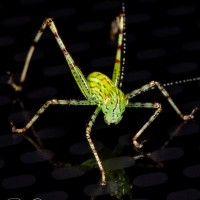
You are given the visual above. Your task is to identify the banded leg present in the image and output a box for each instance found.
[126,81,198,121]
[11,99,95,134]
[127,102,162,149]
[7,19,46,91]
[111,3,126,88]
[85,107,106,185]
[8,18,91,100]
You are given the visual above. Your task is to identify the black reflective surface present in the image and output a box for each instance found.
[0,0,200,199]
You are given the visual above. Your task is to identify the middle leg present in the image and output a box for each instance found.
[85,107,106,185]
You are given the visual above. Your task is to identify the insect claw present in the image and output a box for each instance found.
[183,107,199,121]
[133,140,143,150]
[10,122,21,134]
[6,71,22,91]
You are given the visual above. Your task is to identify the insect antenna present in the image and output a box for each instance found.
[119,1,126,89]
[162,76,200,87]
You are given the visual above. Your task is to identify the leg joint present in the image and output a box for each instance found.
[45,18,53,26]
[150,80,161,87]
[46,99,58,106]
[154,102,162,110]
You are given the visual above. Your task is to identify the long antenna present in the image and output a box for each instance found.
[163,77,200,87]
[119,1,126,89]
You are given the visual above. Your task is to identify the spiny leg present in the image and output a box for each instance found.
[85,107,106,185]
[111,3,126,88]
[126,80,198,121]
[8,18,91,100]
[127,102,162,149]
[15,99,70,167]
[7,20,48,91]
[11,99,106,184]
[11,99,95,134]
[45,18,90,98]
[16,98,43,147]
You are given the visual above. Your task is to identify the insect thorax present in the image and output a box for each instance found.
[87,72,128,125]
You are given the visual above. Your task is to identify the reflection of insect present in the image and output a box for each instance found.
[10,3,198,186]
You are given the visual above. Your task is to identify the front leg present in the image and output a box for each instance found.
[85,107,106,186]
[126,81,198,122]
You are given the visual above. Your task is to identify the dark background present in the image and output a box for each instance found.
[0,0,200,199]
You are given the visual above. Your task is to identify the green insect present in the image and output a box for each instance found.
[9,3,197,186]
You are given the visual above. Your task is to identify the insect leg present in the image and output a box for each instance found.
[8,18,91,99]
[85,107,106,185]
[11,99,95,133]
[45,18,90,99]
[111,4,126,88]
[7,19,49,91]
[127,102,162,149]
[126,81,198,122]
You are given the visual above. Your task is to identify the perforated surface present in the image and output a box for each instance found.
[0,0,200,199]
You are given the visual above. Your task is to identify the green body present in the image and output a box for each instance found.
[87,72,128,125]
